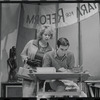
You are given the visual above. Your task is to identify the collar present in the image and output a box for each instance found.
[46,43,52,51]
[32,39,52,51]
[32,39,39,47]
[54,50,67,61]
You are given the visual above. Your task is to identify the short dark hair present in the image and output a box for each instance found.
[57,37,70,48]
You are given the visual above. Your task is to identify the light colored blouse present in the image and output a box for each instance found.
[21,39,53,68]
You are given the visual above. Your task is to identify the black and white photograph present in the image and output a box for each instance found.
[0,1,100,100]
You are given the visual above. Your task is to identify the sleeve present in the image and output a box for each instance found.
[68,53,75,69]
[20,40,32,62]
[42,53,51,67]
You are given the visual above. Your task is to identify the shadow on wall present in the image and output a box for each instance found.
[1,13,18,82]
[1,47,9,82]
[1,29,16,82]
[1,4,21,82]
[1,4,19,40]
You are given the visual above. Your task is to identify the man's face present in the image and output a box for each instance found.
[57,45,69,57]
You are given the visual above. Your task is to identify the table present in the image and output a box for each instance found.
[17,68,90,99]
[30,72,90,99]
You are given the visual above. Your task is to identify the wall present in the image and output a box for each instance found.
[58,23,78,67]
[81,13,100,76]
[59,12,100,76]
[0,3,21,97]
[58,3,100,76]
[1,3,21,82]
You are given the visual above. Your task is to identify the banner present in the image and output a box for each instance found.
[23,4,39,28]
[39,4,56,28]
[78,3,98,20]
[59,3,77,28]
[23,3,98,29]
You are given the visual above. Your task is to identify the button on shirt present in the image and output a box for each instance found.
[43,50,75,72]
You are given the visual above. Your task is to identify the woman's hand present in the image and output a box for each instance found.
[24,57,28,64]
[26,59,42,67]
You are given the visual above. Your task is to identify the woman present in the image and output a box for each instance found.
[21,26,54,97]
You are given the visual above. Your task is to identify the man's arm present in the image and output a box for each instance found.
[68,53,75,70]
[42,53,51,67]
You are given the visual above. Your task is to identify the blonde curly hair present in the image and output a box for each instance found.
[37,25,54,40]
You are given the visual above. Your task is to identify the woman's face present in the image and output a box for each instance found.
[42,30,51,42]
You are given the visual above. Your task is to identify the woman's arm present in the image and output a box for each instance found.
[42,53,51,67]
[20,40,32,63]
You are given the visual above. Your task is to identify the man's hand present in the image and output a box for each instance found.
[58,68,72,73]
[58,68,67,72]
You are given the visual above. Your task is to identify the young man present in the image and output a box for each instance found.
[43,37,74,72]
[43,37,87,97]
